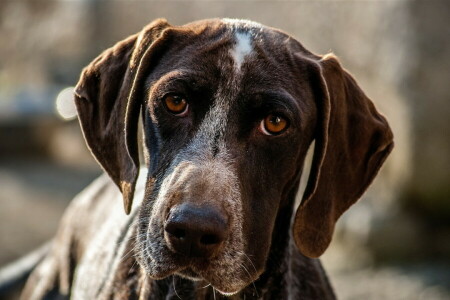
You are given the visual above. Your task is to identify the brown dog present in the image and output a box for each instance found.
[21,18,393,299]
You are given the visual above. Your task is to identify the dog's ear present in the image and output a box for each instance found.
[74,19,171,214]
[293,54,394,258]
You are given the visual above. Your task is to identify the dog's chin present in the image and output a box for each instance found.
[199,275,246,296]
[177,268,244,296]
[142,260,248,296]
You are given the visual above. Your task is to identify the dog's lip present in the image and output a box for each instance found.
[145,249,210,278]
[176,267,243,295]
[175,267,202,280]
[144,243,249,294]
[145,257,247,295]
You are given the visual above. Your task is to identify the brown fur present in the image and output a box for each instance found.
[22,18,393,299]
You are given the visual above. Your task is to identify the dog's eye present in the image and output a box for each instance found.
[260,114,289,135]
[163,95,188,116]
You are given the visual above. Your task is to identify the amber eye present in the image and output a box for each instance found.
[260,114,289,135]
[163,95,188,115]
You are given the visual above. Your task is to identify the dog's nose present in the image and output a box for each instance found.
[164,203,228,258]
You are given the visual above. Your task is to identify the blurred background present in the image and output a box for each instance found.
[0,0,449,299]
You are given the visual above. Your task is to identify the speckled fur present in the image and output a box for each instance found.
[21,17,393,300]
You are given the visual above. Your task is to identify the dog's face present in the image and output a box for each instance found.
[137,19,316,294]
[74,19,393,295]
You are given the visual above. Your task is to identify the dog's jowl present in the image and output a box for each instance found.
[21,18,394,300]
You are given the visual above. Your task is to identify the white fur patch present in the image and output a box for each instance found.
[222,18,263,30]
[223,18,264,74]
[229,32,253,71]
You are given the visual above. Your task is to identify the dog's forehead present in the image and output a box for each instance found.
[179,19,284,59]
[168,18,300,91]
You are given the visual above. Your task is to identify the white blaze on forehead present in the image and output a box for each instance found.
[223,18,263,72]
[222,18,263,29]
[229,32,253,71]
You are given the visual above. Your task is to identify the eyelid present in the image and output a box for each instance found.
[252,90,299,120]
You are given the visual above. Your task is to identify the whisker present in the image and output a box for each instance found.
[118,247,136,264]
[173,276,182,299]
[239,262,259,298]
[128,259,139,275]
[242,252,258,275]
[116,229,147,247]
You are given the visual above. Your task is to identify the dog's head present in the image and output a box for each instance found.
[74,19,393,295]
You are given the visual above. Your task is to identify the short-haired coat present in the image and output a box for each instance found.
[22,18,393,300]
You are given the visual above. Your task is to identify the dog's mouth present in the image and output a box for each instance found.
[136,208,257,295]
[138,236,254,296]
[176,265,246,295]
[176,267,202,280]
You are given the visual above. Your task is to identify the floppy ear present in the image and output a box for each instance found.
[293,54,394,258]
[74,19,171,214]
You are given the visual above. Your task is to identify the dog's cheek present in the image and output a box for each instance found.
[240,196,278,274]
[250,216,277,271]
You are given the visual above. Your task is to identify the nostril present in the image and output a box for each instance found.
[165,224,186,240]
[200,234,220,245]
[172,228,185,240]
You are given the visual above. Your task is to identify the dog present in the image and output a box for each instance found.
[20,18,393,299]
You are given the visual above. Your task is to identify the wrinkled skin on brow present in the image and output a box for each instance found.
[136,20,318,295]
